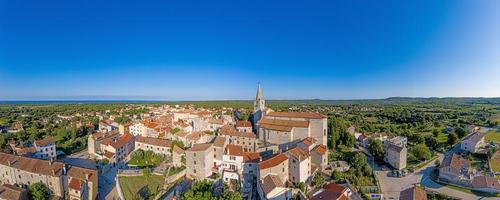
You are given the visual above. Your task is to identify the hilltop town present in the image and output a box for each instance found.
[0,85,499,200]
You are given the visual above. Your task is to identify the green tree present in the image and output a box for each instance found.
[455,127,466,138]
[311,174,325,188]
[143,167,151,181]
[183,180,216,200]
[432,129,440,137]
[447,133,458,146]
[411,143,432,161]
[220,191,243,200]
[368,139,385,160]
[29,182,50,200]
[330,169,342,182]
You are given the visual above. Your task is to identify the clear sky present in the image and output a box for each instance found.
[1,0,499,100]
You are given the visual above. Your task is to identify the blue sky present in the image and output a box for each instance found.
[1,0,499,100]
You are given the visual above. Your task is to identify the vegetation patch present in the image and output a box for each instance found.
[485,130,500,143]
[128,149,164,168]
[118,174,165,200]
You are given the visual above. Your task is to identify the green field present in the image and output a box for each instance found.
[118,175,165,200]
[485,130,500,143]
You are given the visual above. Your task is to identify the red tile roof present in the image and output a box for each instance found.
[135,136,171,147]
[0,184,28,200]
[313,144,327,155]
[213,136,227,148]
[400,186,427,200]
[110,134,135,149]
[267,112,327,119]
[243,152,261,163]
[260,118,309,132]
[236,121,252,127]
[173,145,184,154]
[287,147,310,161]
[187,143,212,152]
[472,176,500,190]
[0,152,64,177]
[310,183,349,200]
[259,153,288,170]
[261,174,284,195]
[34,137,55,147]
[301,137,316,147]
[225,144,244,156]
[103,151,114,159]
[68,178,82,190]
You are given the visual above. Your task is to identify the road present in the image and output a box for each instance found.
[375,153,443,200]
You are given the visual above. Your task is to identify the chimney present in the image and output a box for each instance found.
[52,169,56,176]
[7,160,11,166]
[85,173,90,180]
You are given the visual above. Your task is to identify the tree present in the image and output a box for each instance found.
[411,144,432,161]
[424,135,439,150]
[143,167,151,181]
[220,191,243,200]
[183,180,216,200]
[311,174,325,188]
[297,182,306,193]
[432,129,440,137]
[455,127,466,138]
[331,169,342,182]
[447,133,458,146]
[368,139,385,160]
[29,182,50,200]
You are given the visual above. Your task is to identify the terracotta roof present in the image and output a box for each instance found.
[261,174,284,195]
[267,111,327,119]
[110,134,135,149]
[136,136,171,147]
[287,147,310,161]
[213,136,227,148]
[301,137,316,147]
[34,137,55,147]
[219,128,256,139]
[225,144,244,156]
[243,152,261,162]
[103,151,115,159]
[313,144,327,155]
[0,184,28,200]
[400,186,427,200]
[68,178,82,190]
[0,152,64,177]
[175,131,189,137]
[187,143,212,152]
[219,124,237,135]
[173,145,184,154]
[472,176,500,190]
[91,130,119,140]
[260,118,309,132]
[15,147,36,155]
[186,131,206,141]
[66,165,98,184]
[143,121,159,129]
[207,118,224,125]
[236,121,252,127]
[311,183,349,200]
[441,153,470,171]
[259,153,288,170]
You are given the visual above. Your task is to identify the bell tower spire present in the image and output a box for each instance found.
[253,82,265,134]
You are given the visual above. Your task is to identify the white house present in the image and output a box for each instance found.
[460,132,486,153]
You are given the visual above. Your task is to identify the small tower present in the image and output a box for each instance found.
[253,82,265,134]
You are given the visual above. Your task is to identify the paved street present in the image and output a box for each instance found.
[375,154,443,199]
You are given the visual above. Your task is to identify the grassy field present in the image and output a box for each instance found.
[436,132,448,143]
[485,130,500,143]
[118,175,164,200]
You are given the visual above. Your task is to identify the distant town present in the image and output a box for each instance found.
[0,85,499,200]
